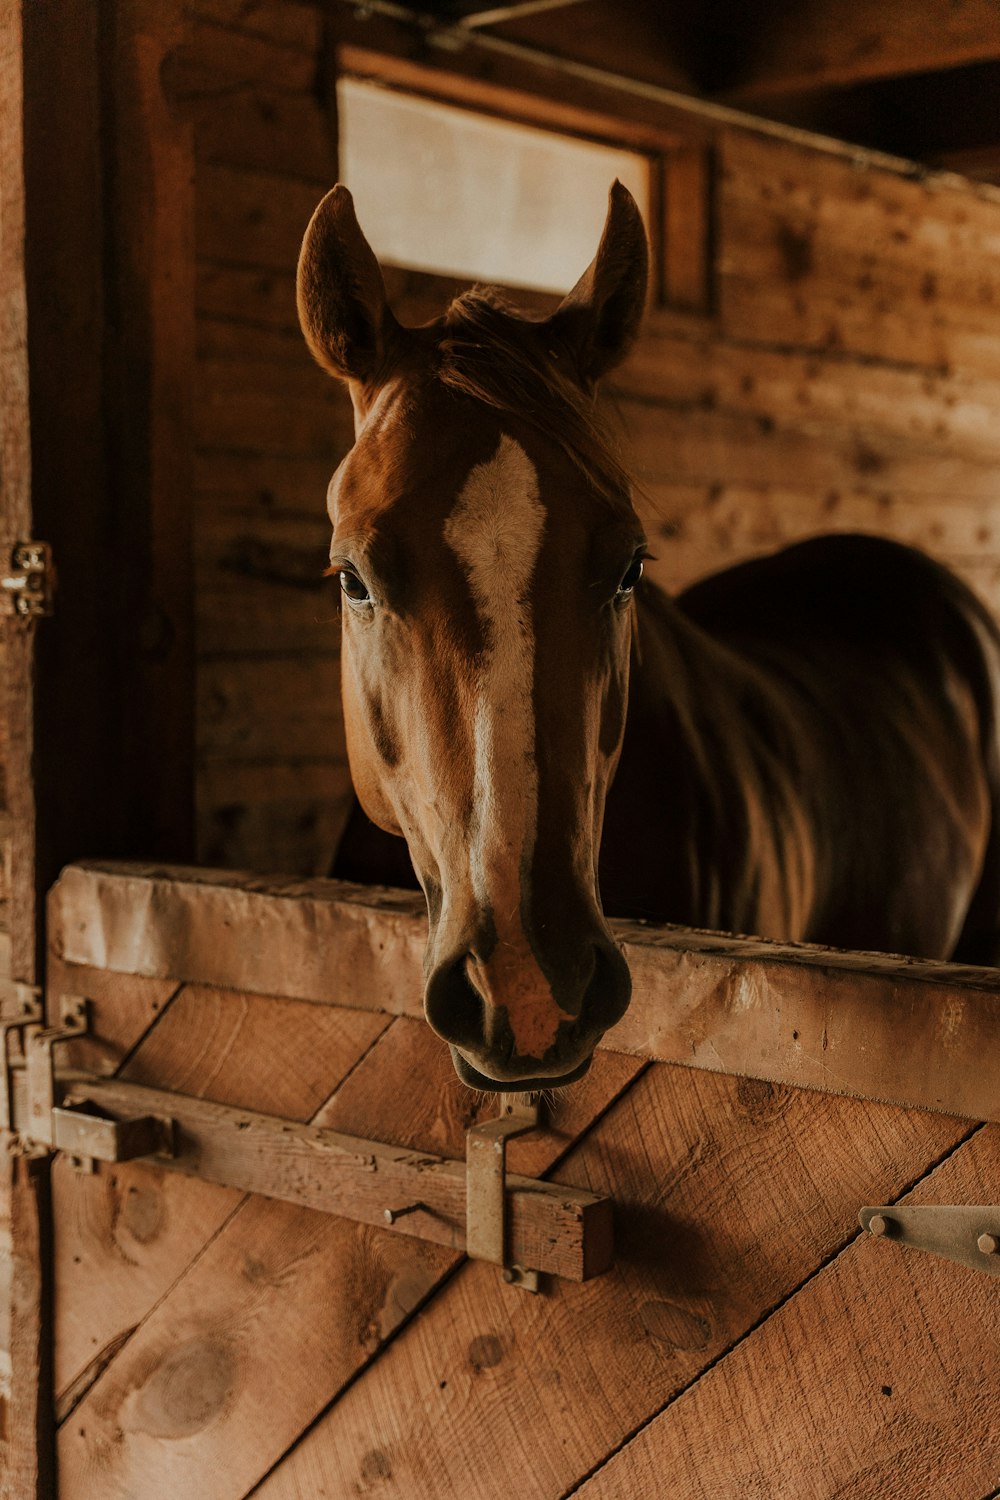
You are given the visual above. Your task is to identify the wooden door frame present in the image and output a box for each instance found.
[2,2,196,1493]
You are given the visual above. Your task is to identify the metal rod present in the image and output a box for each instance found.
[458,0,590,32]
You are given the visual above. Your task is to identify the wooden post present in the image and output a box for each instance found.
[0,1151,53,1500]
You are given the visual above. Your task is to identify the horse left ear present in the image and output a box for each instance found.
[297,184,400,386]
[549,180,649,387]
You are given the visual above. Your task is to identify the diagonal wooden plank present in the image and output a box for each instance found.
[249,1064,971,1500]
[572,1127,1000,1500]
[55,1020,643,1500]
[53,987,388,1409]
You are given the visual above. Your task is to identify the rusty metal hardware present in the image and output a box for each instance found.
[22,995,175,1170]
[860,1204,1000,1277]
[1,541,55,618]
[466,1094,543,1292]
[0,986,43,1131]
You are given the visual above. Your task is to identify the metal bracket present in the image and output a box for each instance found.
[860,1204,1000,1277]
[466,1094,544,1292]
[0,985,43,1132]
[1,540,55,618]
[22,995,175,1169]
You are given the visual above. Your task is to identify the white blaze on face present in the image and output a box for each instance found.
[444,434,570,1058]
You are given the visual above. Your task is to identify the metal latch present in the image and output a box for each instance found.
[22,995,174,1169]
[2,541,55,618]
[860,1204,1000,1277]
[1,985,43,1132]
[466,1094,543,1292]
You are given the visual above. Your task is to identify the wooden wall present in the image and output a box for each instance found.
[174,0,352,877]
[174,2,1000,877]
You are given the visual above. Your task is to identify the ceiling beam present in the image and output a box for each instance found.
[715,0,1000,101]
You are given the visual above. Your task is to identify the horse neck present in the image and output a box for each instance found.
[622,584,819,940]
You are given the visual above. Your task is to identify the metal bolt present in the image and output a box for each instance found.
[977,1232,999,1256]
[868,1214,891,1238]
[502,1268,516,1283]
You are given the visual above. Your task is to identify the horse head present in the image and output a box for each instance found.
[298,182,648,1089]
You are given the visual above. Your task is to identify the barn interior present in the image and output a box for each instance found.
[5,4,1000,1496]
[7,0,1000,941]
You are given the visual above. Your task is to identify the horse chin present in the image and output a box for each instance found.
[450,1046,593,1093]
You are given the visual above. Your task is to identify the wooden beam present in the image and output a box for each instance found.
[28,1076,612,1283]
[48,862,1000,1124]
[0,1149,53,1500]
[718,0,1000,102]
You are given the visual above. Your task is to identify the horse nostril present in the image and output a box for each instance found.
[586,939,632,1034]
[424,955,484,1051]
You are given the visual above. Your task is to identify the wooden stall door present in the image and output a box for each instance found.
[40,863,1000,1500]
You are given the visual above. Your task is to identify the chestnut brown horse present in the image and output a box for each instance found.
[298,181,1000,1090]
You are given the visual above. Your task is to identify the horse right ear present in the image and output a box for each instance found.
[297,185,400,385]
[549,180,649,388]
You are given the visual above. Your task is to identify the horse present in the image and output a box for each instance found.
[297,180,1000,1091]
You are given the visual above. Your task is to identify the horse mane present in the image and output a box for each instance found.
[434,288,634,505]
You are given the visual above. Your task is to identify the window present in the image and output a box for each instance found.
[337,77,651,294]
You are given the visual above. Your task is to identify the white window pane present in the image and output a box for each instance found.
[338,78,650,294]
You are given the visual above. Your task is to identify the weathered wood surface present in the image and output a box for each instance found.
[49,861,1000,1123]
[0,1150,52,1500]
[49,971,389,1412]
[573,1124,1000,1499]
[54,984,640,1499]
[251,1066,971,1499]
[718,0,1000,100]
[47,1074,612,1281]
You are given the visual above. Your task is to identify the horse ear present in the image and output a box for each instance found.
[297,185,400,385]
[549,180,649,386]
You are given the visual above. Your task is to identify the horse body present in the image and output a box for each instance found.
[299,181,1000,1089]
[601,536,1000,962]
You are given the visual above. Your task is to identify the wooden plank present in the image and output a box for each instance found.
[573,1124,1000,1498]
[165,15,320,97]
[721,0,1000,100]
[55,1016,642,1500]
[51,984,387,1415]
[250,1063,969,1499]
[44,1075,611,1282]
[0,1151,53,1500]
[196,654,343,761]
[194,353,353,457]
[189,84,334,183]
[718,131,1000,375]
[195,759,353,876]
[117,984,388,1115]
[194,450,336,516]
[635,481,1000,612]
[196,163,331,271]
[187,0,321,54]
[0,0,35,996]
[48,862,1000,1123]
[615,393,1000,502]
[195,507,338,654]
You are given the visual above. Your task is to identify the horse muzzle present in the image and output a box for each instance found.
[424,932,632,1089]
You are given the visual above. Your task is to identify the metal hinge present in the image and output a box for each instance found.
[860,1204,1000,1277]
[1,540,55,618]
[16,994,174,1170]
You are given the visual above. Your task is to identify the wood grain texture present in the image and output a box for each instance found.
[720,0,1000,99]
[0,1151,53,1500]
[54,1014,640,1500]
[574,1125,1000,1499]
[50,1075,611,1281]
[51,985,385,1422]
[252,1063,968,1500]
[49,862,1000,1122]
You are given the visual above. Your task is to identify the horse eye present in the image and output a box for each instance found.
[616,557,644,598]
[338,569,372,605]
